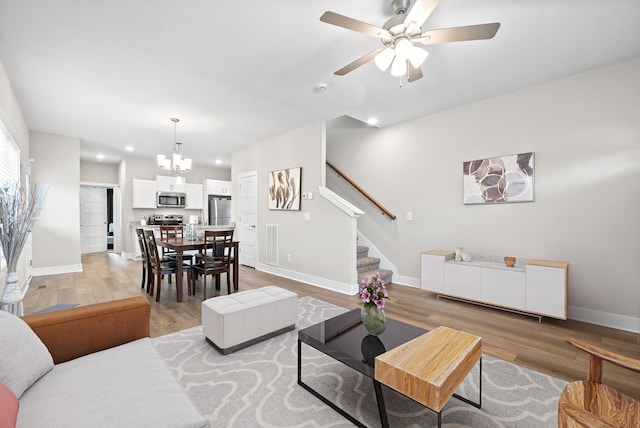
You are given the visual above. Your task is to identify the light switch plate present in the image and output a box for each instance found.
[307,192,314,200]
[304,212,310,220]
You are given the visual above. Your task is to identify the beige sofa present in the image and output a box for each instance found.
[0,297,208,428]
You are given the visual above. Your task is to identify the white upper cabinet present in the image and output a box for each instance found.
[185,183,204,210]
[205,179,232,196]
[156,175,186,193]
[132,179,156,208]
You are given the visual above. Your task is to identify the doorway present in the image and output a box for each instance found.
[238,171,258,267]
[80,185,116,254]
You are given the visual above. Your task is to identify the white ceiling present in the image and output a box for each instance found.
[1,0,639,168]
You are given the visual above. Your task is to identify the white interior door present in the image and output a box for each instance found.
[80,186,107,254]
[238,172,258,267]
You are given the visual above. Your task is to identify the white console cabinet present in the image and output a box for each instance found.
[420,250,568,320]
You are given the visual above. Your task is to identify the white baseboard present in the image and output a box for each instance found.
[32,264,83,277]
[391,275,420,288]
[568,305,640,334]
[257,263,358,295]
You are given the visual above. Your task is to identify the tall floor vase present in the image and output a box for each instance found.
[1,271,24,316]
[1,272,21,302]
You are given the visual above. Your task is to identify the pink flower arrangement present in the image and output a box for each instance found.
[359,273,389,309]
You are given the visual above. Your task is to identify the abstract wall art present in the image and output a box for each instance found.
[268,167,301,210]
[463,152,534,204]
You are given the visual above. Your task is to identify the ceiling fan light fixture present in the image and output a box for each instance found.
[408,46,428,68]
[390,57,407,77]
[374,47,395,71]
[394,38,413,61]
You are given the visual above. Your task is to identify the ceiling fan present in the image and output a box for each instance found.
[320,0,500,82]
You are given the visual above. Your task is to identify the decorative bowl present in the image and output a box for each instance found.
[504,256,516,267]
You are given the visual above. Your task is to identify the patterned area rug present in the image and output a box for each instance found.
[152,297,566,427]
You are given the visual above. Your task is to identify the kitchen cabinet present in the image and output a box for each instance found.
[205,179,231,196]
[132,179,156,209]
[156,175,186,193]
[420,251,568,320]
[185,183,204,210]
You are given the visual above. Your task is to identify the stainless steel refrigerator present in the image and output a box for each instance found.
[208,195,232,225]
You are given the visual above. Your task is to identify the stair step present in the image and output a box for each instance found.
[356,246,369,259]
[358,269,393,286]
[357,256,380,273]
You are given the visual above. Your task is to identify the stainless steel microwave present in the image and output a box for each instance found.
[156,191,186,208]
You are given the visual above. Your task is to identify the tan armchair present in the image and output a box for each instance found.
[558,337,640,427]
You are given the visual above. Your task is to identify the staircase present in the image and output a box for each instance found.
[357,245,393,286]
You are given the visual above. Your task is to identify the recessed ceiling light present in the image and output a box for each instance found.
[367,117,379,126]
[125,146,134,152]
[96,154,105,161]
[215,159,222,165]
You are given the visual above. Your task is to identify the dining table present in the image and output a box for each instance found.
[157,237,239,302]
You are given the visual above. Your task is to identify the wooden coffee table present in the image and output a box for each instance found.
[375,326,482,427]
[298,310,482,427]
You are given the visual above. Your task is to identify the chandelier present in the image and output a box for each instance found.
[157,118,192,173]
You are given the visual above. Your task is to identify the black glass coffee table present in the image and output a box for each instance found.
[297,309,427,427]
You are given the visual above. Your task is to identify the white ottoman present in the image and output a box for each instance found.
[201,286,298,354]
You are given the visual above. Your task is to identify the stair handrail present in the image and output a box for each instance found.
[326,161,397,220]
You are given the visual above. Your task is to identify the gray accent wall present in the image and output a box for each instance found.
[327,58,640,331]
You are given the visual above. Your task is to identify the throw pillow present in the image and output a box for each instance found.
[0,310,54,398]
[0,381,19,428]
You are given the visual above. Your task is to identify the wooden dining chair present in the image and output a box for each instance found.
[160,225,193,268]
[144,229,191,302]
[190,229,234,299]
[558,337,640,427]
[135,228,151,293]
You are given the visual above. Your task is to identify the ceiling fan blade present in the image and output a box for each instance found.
[406,61,424,82]
[334,48,385,76]
[414,23,501,45]
[404,0,441,30]
[320,11,391,39]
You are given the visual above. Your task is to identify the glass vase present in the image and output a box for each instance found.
[1,271,21,303]
[361,304,387,336]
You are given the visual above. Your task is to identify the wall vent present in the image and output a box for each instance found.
[266,224,278,266]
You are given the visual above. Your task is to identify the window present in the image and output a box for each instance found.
[0,119,20,269]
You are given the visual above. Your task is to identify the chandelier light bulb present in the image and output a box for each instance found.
[374,47,395,71]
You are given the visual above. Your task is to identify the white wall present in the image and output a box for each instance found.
[30,131,82,275]
[232,121,357,294]
[80,160,119,184]
[327,58,640,332]
[0,60,31,290]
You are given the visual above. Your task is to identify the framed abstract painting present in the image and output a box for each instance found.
[463,152,534,204]
[268,167,301,210]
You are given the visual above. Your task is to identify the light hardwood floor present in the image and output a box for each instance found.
[24,252,640,400]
